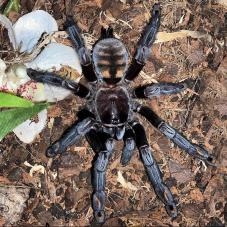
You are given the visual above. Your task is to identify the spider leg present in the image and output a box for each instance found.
[134,82,187,99]
[121,126,136,166]
[46,117,94,157]
[124,3,161,82]
[64,16,97,82]
[135,105,215,165]
[86,129,106,154]
[27,69,90,98]
[86,130,115,224]
[131,121,177,217]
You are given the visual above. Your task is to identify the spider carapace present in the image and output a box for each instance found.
[27,3,214,224]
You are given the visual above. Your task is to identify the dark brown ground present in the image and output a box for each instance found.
[0,0,227,226]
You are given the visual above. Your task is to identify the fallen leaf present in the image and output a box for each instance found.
[217,56,227,76]
[117,170,138,191]
[216,0,227,7]
[0,186,29,224]
[94,0,103,8]
[155,30,212,43]
[189,188,204,202]
[29,164,45,176]
[0,176,11,184]
[168,160,193,184]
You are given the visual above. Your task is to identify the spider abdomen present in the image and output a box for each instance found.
[92,38,129,83]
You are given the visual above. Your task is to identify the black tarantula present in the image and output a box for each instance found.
[27,3,214,224]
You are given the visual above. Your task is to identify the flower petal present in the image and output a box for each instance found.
[25,42,82,73]
[13,10,58,53]
[0,64,30,93]
[44,84,72,102]
[13,109,47,143]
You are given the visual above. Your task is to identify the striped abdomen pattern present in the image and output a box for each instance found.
[92,38,128,81]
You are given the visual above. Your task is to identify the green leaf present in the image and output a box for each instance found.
[3,0,21,16]
[0,92,34,108]
[0,103,48,141]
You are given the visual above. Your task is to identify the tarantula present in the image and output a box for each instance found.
[27,3,214,224]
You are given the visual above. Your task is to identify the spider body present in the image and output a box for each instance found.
[92,38,129,84]
[27,3,214,224]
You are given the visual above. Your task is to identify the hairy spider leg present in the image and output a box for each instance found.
[124,3,161,82]
[131,121,177,217]
[46,108,95,157]
[135,105,214,165]
[86,129,105,154]
[46,117,94,157]
[121,126,136,166]
[27,69,90,98]
[134,82,187,99]
[65,16,97,82]
[86,130,115,224]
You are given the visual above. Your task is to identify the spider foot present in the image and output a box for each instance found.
[161,185,178,218]
[192,144,215,166]
[64,15,97,82]
[64,16,75,28]
[165,203,178,219]
[92,191,106,224]
[27,68,45,82]
[152,3,161,16]
[46,142,63,158]
[94,211,105,224]
[91,141,114,224]
[158,122,215,166]
[140,146,178,218]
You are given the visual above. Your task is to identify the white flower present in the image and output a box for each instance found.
[0,10,82,143]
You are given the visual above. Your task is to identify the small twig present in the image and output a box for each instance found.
[182,77,200,128]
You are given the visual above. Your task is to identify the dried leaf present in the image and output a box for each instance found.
[28,163,45,176]
[0,186,29,224]
[217,0,227,7]
[0,176,11,184]
[168,160,193,184]
[217,56,227,76]
[189,188,204,202]
[117,170,138,191]
[94,0,103,8]
[155,30,212,43]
